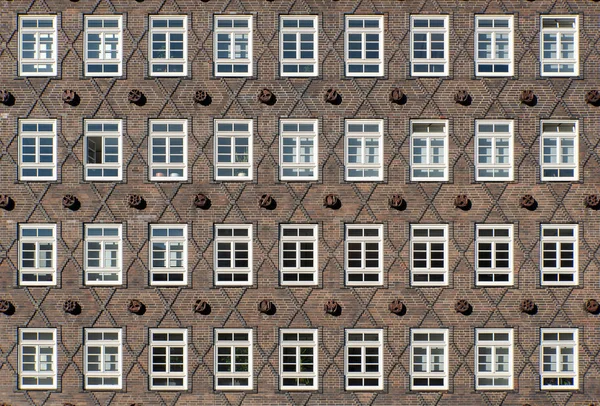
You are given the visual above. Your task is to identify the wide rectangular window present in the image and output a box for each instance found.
[280,119,318,181]
[150,224,187,286]
[345,120,383,181]
[475,16,513,76]
[214,15,252,76]
[540,120,578,181]
[214,224,252,286]
[149,16,187,76]
[280,224,318,286]
[149,119,187,181]
[541,224,578,286]
[475,120,513,181]
[411,15,448,76]
[410,120,448,181]
[84,120,122,181]
[345,16,383,77]
[215,329,252,390]
[475,225,513,286]
[19,328,57,390]
[411,225,448,286]
[541,16,578,76]
[540,329,578,390]
[19,224,56,286]
[475,329,513,390]
[84,328,122,390]
[84,16,122,76]
[345,329,383,390]
[411,329,448,390]
[280,329,318,390]
[19,119,57,181]
[19,15,57,76]
[280,15,318,77]
[85,224,122,285]
[345,224,383,286]
[215,119,253,181]
[149,329,187,390]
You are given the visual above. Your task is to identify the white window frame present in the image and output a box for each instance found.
[410,15,449,77]
[540,328,578,390]
[280,329,318,391]
[214,329,253,390]
[84,15,123,77]
[345,329,383,391]
[149,15,188,77]
[280,15,318,77]
[214,119,253,181]
[344,15,384,77]
[540,120,578,181]
[280,224,318,286]
[84,224,122,286]
[475,120,514,181]
[410,224,448,286]
[214,224,252,286]
[279,119,318,181]
[345,224,383,286]
[345,119,384,181]
[475,224,513,287]
[19,119,57,181]
[84,119,123,181]
[475,328,513,390]
[19,224,57,286]
[540,16,579,77]
[410,120,448,182]
[540,224,578,286]
[84,328,122,390]
[149,328,188,391]
[474,15,514,77]
[150,224,188,286]
[149,119,188,181]
[18,15,58,77]
[214,15,253,77]
[18,328,57,390]
[411,328,448,391]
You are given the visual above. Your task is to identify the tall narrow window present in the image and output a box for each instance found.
[19,15,57,76]
[149,120,187,181]
[84,16,122,76]
[345,16,384,77]
[19,224,56,286]
[19,328,57,390]
[214,329,253,390]
[149,329,188,390]
[410,15,448,76]
[540,224,578,286]
[474,16,513,76]
[345,329,383,390]
[345,224,383,286]
[475,120,513,181]
[540,16,579,77]
[19,119,57,181]
[280,329,318,390]
[475,329,513,390]
[475,225,513,286]
[540,329,578,390]
[411,329,448,390]
[215,119,253,181]
[84,329,122,390]
[150,224,187,286]
[149,16,187,76]
[345,120,383,181]
[280,224,318,286]
[279,119,318,181]
[214,15,252,76]
[84,120,122,181]
[540,120,578,181]
[280,15,318,77]
[214,224,252,286]
[411,224,448,286]
[410,120,448,181]
[85,224,122,285]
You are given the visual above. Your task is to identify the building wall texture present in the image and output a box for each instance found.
[1,0,600,405]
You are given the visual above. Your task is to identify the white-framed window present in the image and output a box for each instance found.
[215,119,253,181]
[84,15,122,76]
[411,224,448,286]
[84,224,122,285]
[19,224,57,286]
[214,329,253,390]
[280,224,318,286]
[214,15,252,77]
[410,15,448,76]
[475,15,513,77]
[345,15,384,77]
[149,119,188,181]
[149,16,187,76]
[279,119,318,181]
[475,120,514,181]
[214,224,252,286]
[84,119,122,181]
[540,328,578,390]
[540,224,578,286]
[475,224,513,286]
[149,329,187,390]
[280,15,318,77]
[150,224,187,286]
[540,120,578,181]
[84,328,122,390]
[345,329,383,390]
[410,120,448,181]
[411,329,448,390]
[345,120,383,181]
[475,329,513,390]
[345,224,383,286]
[280,329,318,390]
[19,15,57,76]
[19,119,57,181]
[19,328,57,390]
[540,16,579,77]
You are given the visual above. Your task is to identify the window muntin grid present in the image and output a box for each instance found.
[85,224,122,285]
[345,16,384,77]
[214,224,252,286]
[410,15,449,76]
[19,224,57,286]
[411,329,448,390]
[345,224,383,286]
[215,120,253,180]
[279,119,318,181]
[84,119,123,181]
[475,120,513,181]
[215,329,252,390]
[84,329,122,390]
[19,119,57,181]
[410,120,448,181]
[150,225,188,286]
[149,329,188,390]
[540,16,579,77]
[345,120,383,181]
[345,329,383,390]
[475,329,513,390]
[149,16,187,76]
[84,16,122,76]
[540,329,578,390]
[19,328,57,390]
[214,15,252,77]
[540,225,578,286]
[410,225,448,286]
[474,16,513,76]
[280,15,318,77]
[149,119,188,181]
[280,224,318,286]
[280,329,318,390]
[19,15,57,76]
[540,121,578,181]
[475,225,513,286]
